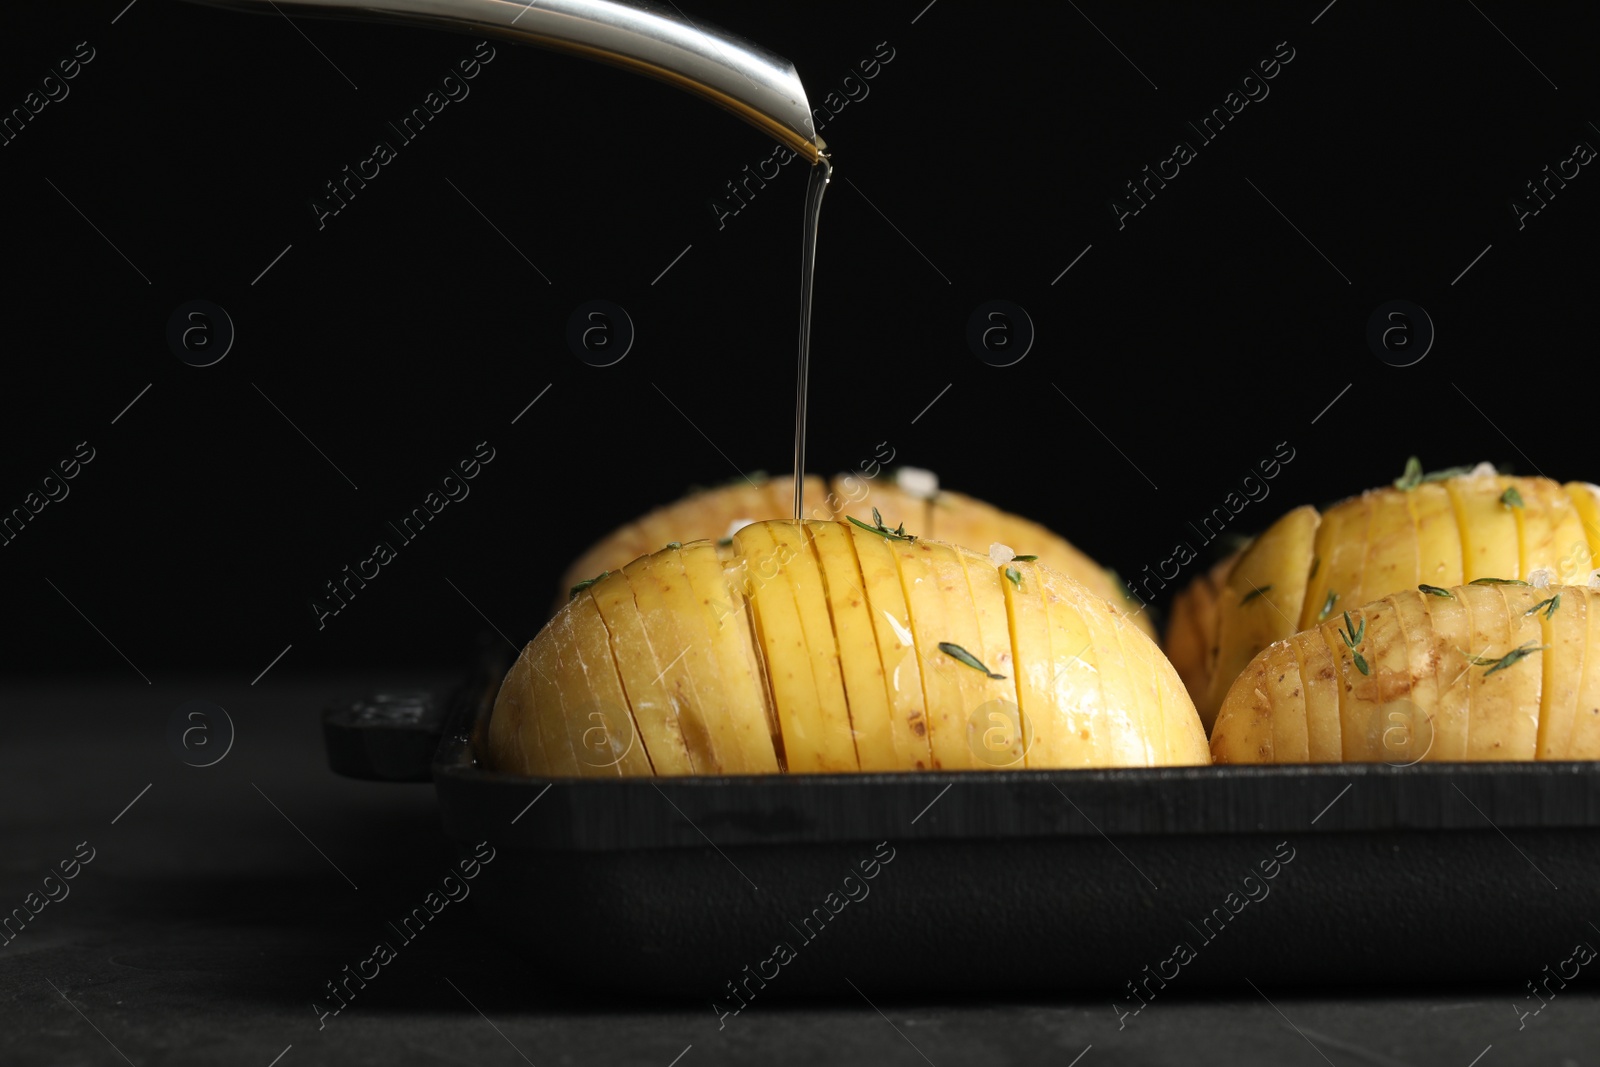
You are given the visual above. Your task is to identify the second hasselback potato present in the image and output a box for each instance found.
[493,520,1208,776]
[555,469,1153,636]
[1175,465,1600,728]
[1210,582,1600,764]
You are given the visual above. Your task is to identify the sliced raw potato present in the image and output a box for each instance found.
[1163,550,1239,709]
[733,522,857,773]
[1263,642,1311,763]
[932,488,1155,638]
[767,522,860,770]
[558,475,828,609]
[1562,482,1600,575]
[959,550,1023,768]
[648,544,777,774]
[528,626,580,776]
[1538,586,1586,759]
[1037,566,1116,767]
[1412,483,1465,590]
[487,646,544,775]
[1199,506,1318,727]
[561,469,1148,642]
[1324,598,1409,762]
[1172,469,1592,717]
[586,572,696,775]
[1466,585,1542,760]
[848,525,934,770]
[1212,583,1597,763]
[893,538,981,771]
[679,543,781,773]
[561,594,654,776]
[1422,585,1473,761]
[998,559,1055,768]
[1447,474,1519,582]
[500,521,1211,775]
[623,553,724,773]
[805,521,900,770]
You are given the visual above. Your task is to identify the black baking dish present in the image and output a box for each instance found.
[324,679,1600,997]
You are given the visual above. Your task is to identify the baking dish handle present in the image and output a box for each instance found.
[322,690,451,782]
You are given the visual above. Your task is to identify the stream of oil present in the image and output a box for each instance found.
[792,154,833,520]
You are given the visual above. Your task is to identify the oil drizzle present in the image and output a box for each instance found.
[793,153,833,520]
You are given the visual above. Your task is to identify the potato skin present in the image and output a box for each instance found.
[1212,583,1588,764]
[1164,551,1237,706]
[501,521,1211,776]
[1196,473,1598,742]
[555,474,1153,634]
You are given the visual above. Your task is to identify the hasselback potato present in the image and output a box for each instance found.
[556,469,1152,636]
[1210,582,1600,764]
[494,520,1208,776]
[1176,465,1600,728]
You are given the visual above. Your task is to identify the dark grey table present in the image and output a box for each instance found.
[1,676,1591,1066]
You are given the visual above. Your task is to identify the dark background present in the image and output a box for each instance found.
[2,0,1595,681]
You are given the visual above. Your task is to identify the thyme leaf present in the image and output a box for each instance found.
[1317,590,1339,622]
[1500,487,1525,509]
[846,514,916,542]
[938,641,1006,680]
[1469,577,1529,586]
[1418,584,1455,598]
[1004,566,1022,589]
[1242,584,1273,604]
[1466,640,1549,676]
[569,571,611,600]
[1526,594,1561,619]
[1394,456,1423,490]
[1014,554,1038,562]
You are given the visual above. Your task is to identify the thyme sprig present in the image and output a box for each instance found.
[1526,594,1561,619]
[569,571,611,599]
[1338,610,1370,675]
[1394,457,1479,490]
[1466,640,1549,676]
[847,508,917,542]
[938,641,1006,680]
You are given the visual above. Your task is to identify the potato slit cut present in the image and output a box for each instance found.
[848,524,934,770]
[578,592,657,775]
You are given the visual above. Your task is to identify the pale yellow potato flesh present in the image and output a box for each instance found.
[959,550,1024,769]
[501,522,1211,775]
[1412,484,1465,590]
[1179,473,1599,730]
[623,554,723,773]
[1212,584,1600,763]
[999,559,1055,768]
[897,539,983,771]
[847,525,934,769]
[561,594,654,776]
[1562,483,1600,575]
[733,522,855,774]
[1163,551,1238,711]
[586,571,696,775]
[1199,506,1318,727]
[1447,475,1519,582]
[679,543,781,773]
[805,521,900,771]
[559,473,1150,640]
